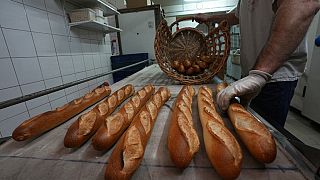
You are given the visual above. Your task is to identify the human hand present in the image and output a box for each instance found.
[217,70,272,111]
[193,14,209,24]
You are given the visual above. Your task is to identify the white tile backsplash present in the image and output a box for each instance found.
[69,28,81,38]
[75,71,87,81]
[78,86,89,96]
[33,32,56,57]
[100,54,108,67]
[84,55,94,70]
[3,29,36,58]
[70,37,82,55]
[48,13,67,36]
[0,112,30,137]
[88,78,97,86]
[86,70,96,80]
[93,54,102,68]
[72,55,86,72]
[23,0,46,10]
[21,81,49,110]
[21,80,45,95]
[0,30,10,58]
[29,103,51,117]
[39,56,61,79]
[0,103,27,122]
[66,91,79,102]
[81,39,92,54]
[0,0,113,137]
[58,56,74,75]
[0,0,29,31]
[90,40,99,53]
[12,57,43,85]
[0,86,22,102]
[26,6,51,33]
[45,0,64,15]
[50,96,67,110]
[44,77,65,101]
[26,96,49,110]
[0,58,19,89]
[53,35,71,55]
[62,74,78,95]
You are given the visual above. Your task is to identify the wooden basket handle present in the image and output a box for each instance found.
[169,16,210,31]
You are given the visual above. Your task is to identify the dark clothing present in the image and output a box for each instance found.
[250,80,298,128]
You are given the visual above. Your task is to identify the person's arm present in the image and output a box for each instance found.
[217,0,320,111]
[254,0,320,74]
[194,12,239,26]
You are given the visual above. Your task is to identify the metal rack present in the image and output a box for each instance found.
[0,59,151,110]
[65,0,122,34]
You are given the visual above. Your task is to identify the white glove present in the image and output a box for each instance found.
[217,70,272,111]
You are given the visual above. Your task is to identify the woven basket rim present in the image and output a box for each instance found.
[155,18,230,84]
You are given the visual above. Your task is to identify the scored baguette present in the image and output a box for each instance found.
[12,85,111,141]
[105,87,171,180]
[63,84,134,148]
[198,86,243,179]
[216,82,277,163]
[167,85,200,169]
[92,84,155,151]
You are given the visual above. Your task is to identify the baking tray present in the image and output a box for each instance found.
[0,65,316,180]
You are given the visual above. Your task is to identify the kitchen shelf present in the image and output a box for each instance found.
[70,20,122,33]
[66,0,120,16]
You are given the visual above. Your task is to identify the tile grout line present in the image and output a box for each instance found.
[22,0,49,119]
[0,26,29,120]
[45,0,67,110]
[0,26,110,44]
[12,0,66,17]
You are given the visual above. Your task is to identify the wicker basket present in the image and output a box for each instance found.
[154,17,230,84]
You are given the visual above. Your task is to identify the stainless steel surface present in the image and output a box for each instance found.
[69,20,122,33]
[0,65,314,180]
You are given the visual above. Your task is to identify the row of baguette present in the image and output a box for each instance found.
[11,83,276,180]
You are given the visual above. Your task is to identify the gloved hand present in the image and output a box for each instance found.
[217,70,272,111]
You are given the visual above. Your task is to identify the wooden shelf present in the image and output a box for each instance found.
[66,0,120,16]
[69,20,122,33]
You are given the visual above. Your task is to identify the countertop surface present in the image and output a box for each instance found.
[0,65,314,180]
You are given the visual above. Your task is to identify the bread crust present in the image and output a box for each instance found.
[216,82,277,163]
[92,84,155,151]
[63,84,134,148]
[167,85,200,169]
[105,87,171,180]
[198,86,243,179]
[12,85,111,141]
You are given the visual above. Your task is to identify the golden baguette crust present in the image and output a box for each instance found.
[12,85,111,141]
[198,86,243,179]
[167,85,200,169]
[105,87,171,180]
[228,103,277,163]
[63,84,134,148]
[216,82,277,163]
[92,84,155,151]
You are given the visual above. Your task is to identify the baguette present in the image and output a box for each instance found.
[12,85,111,141]
[105,87,171,180]
[92,84,155,151]
[63,84,134,148]
[216,82,277,163]
[167,85,200,169]
[198,86,243,179]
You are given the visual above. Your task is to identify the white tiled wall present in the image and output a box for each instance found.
[0,0,114,137]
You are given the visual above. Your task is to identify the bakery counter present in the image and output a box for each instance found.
[0,64,317,179]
